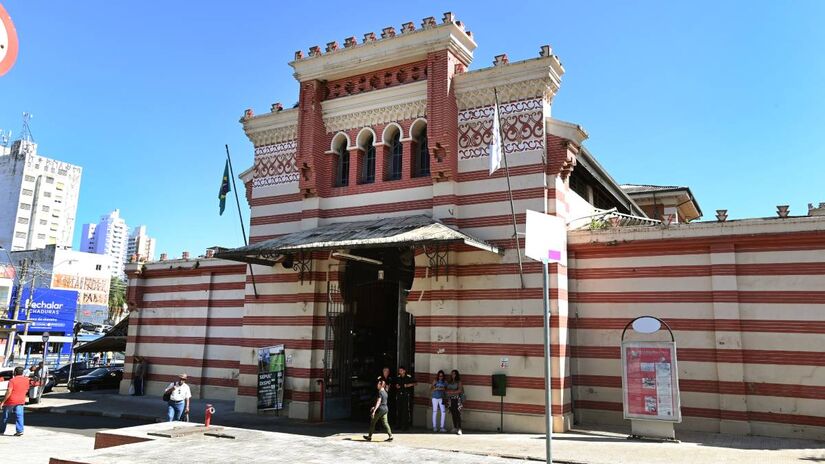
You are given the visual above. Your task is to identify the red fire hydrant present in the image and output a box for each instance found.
[205,404,215,427]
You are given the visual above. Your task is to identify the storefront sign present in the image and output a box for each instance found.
[621,340,681,422]
[9,288,78,333]
[257,344,285,411]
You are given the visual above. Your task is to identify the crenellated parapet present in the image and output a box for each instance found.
[289,12,476,83]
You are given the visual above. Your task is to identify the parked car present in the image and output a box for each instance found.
[0,367,13,398]
[53,361,96,384]
[67,367,123,392]
[0,367,55,400]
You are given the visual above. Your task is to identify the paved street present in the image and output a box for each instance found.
[10,390,825,463]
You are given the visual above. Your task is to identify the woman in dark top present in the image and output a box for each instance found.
[446,369,464,435]
[364,379,393,442]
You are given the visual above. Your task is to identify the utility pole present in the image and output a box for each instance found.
[4,258,28,362]
[18,268,37,359]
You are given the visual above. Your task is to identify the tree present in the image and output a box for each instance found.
[108,276,127,322]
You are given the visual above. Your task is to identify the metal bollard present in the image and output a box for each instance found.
[205,404,215,427]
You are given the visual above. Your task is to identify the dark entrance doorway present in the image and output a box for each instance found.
[323,247,415,420]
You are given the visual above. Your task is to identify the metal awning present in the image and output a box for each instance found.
[217,215,502,266]
[75,317,129,353]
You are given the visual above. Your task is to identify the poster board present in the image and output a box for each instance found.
[621,340,681,422]
[257,344,286,411]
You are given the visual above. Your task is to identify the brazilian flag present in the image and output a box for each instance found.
[218,160,231,215]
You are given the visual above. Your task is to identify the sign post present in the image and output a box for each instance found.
[620,316,681,440]
[525,210,567,463]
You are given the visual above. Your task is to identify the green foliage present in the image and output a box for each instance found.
[588,218,610,230]
[108,276,127,322]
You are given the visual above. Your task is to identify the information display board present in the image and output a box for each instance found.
[621,340,681,422]
[257,344,285,411]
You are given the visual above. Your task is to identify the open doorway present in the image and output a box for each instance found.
[323,247,415,420]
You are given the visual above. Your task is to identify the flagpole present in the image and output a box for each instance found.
[225,144,259,299]
[494,88,526,289]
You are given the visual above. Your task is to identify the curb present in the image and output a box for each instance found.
[27,405,159,423]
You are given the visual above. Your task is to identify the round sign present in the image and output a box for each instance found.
[0,4,19,76]
[631,316,662,334]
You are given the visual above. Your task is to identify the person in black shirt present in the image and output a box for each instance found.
[395,366,416,430]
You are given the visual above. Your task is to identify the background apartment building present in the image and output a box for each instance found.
[80,209,129,278]
[126,225,156,262]
[0,140,82,251]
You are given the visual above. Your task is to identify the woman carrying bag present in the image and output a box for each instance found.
[430,370,448,432]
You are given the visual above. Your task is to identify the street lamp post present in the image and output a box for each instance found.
[42,331,50,364]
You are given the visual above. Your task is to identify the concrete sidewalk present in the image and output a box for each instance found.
[27,390,825,463]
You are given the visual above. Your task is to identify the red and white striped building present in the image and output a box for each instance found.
[123,13,825,439]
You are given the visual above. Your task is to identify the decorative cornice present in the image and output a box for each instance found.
[324,101,426,133]
[454,55,564,110]
[242,108,299,147]
[322,81,428,132]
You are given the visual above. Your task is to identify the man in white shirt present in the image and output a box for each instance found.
[164,373,192,422]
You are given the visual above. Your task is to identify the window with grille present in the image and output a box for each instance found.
[335,142,349,187]
[388,132,403,180]
[414,127,429,177]
[361,135,376,184]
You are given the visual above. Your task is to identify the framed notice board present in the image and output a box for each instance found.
[621,340,681,422]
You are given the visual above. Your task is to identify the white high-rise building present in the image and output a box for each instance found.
[126,225,156,262]
[80,209,129,278]
[0,140,83,251]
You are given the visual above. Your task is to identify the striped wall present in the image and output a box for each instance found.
[568,217,825,440]
[121,260,247,401]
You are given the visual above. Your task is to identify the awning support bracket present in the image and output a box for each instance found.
[293,251,312,284]
[424,244,449,281]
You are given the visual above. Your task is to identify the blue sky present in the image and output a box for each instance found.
[1,1,824,256]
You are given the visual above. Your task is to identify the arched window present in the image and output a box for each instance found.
[361,134,376,184]
[334,139,349,187]
[412,122,429,178]
[388,131,403,180]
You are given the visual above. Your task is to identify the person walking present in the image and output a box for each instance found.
[430,370,448,432]
[363,379,393,442]
[164,373,192,421]
[395,366,416,431]
[0,367,29,436]
[377,366,395,424]
[446,369,464,435]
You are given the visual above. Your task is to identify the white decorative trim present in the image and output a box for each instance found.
[242,108,299,147]
[325,99,427,133]
[253,140,299,186]
[322,81,428,132]
[454,56,563,110]
[457,97,545,160]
